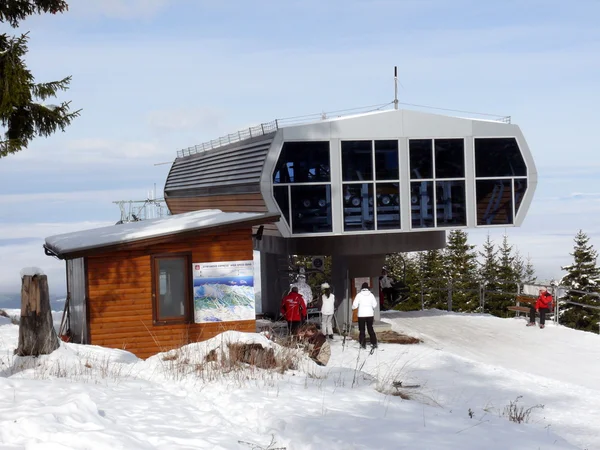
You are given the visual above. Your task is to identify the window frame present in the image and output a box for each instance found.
[151,252,193,325]
[473,136,528,227]
[270,140,333,235]
[408,137,467,229]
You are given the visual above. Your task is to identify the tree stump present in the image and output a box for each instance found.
[15,274,60,356]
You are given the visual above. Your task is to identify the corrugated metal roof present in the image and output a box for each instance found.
[165,134,275,197]
[44,210,280,259]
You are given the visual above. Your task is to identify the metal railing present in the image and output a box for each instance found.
[176,102,512,158]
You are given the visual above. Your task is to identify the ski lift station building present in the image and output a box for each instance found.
[164,108,537,329]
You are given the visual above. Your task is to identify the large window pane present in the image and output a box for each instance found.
[375,140,399,180]
[343,183,374,231]
[342,141,373,181]
[435,139,465,179]
[476,180,514,225]
[273,141,330,183]
[436,181,466,226]
[514,178,527,216]
[291,185,332,233]
[376,183,400,230]
[410,181,434,228]
[409,140,433,179]
[273,186,290,225]
[155,257,189,322]
[475,138,526,177]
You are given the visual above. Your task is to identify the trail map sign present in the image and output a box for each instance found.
[192,260,255,323]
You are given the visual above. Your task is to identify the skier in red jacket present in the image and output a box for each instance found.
[527,288,554,329]
[281,286,307,335]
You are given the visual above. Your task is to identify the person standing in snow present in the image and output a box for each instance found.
[527,288,554,329]
[318,282,338,340]
[352,282,378,349]
[281,286,307,335]
[379,269,394,311]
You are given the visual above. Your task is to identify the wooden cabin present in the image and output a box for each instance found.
[43,210,279,358]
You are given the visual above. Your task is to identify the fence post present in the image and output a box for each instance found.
[480,282,485,313]
[447,279,453,312]
[552,283,559,325]
[249,127,253,138]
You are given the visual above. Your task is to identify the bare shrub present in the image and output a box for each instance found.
[228,343,277,370]
[503,396,544,424]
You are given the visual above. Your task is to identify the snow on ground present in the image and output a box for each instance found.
[0,310,596,449]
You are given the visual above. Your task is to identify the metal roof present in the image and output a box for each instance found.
[44,209,280,259]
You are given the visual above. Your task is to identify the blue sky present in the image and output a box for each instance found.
[1,0,599,294]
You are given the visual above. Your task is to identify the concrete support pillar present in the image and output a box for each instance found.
[260,252,289,320]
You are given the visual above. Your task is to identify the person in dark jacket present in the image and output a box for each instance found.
[281,286,307,335]
[527,288,553,329]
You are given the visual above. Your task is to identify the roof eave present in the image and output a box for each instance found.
[44,212,280,260]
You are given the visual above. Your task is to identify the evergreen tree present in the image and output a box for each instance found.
[478,234,499,313]
[418,249,448,310]
[385,253,420,311]
[1,0,79,157]
[488,234,520,317]
[478,234,499,285]
[560,230,600,332]
[444,230,478,312]
[523,254,537,283]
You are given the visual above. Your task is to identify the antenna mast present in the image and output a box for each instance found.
[394,66,399,110]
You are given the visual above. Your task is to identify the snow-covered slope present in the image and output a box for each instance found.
[0,310,596,449]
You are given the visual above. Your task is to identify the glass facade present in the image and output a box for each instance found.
[270,135,528,234]
[409,138,466,228]
[341,140,401,231]
[476,180,513,225]
[272,142,332,234]
[273,141,330,183]
[474,138,527,225]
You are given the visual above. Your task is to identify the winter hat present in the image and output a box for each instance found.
[321,282,330,290]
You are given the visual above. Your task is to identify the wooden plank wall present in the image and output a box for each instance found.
[86,228,256,359]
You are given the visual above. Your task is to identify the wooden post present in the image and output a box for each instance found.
[15,275,60,356]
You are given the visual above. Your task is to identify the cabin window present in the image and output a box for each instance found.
[152,254,191,324]
[474,137,526,177]
[474,138,527,225]
[409,138,467,228]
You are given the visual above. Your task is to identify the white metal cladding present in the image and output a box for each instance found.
[260,109,537,238]
[66,257,87,344]
[165,133,276,197]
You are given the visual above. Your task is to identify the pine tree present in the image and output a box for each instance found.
[523,254,537,283]
[478,234,499,285]
[0,1,79,157]
[560,230,600,332]
[384,253,419,311]
[478,234,499,313]
[487,234,519,318]
[444,230,478,312]
[417,249,447,310]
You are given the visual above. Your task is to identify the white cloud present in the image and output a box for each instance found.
[0,221,111,240]
[0,188,155,206]
[0,241,66,294]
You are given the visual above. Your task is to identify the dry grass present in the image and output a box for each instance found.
[350,329,421,345]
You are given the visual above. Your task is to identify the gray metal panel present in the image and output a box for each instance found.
[165,133,276,197]
[66,257,87,344]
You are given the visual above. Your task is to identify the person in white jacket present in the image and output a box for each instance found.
[352,282,378,349]
[319,283,336,340]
